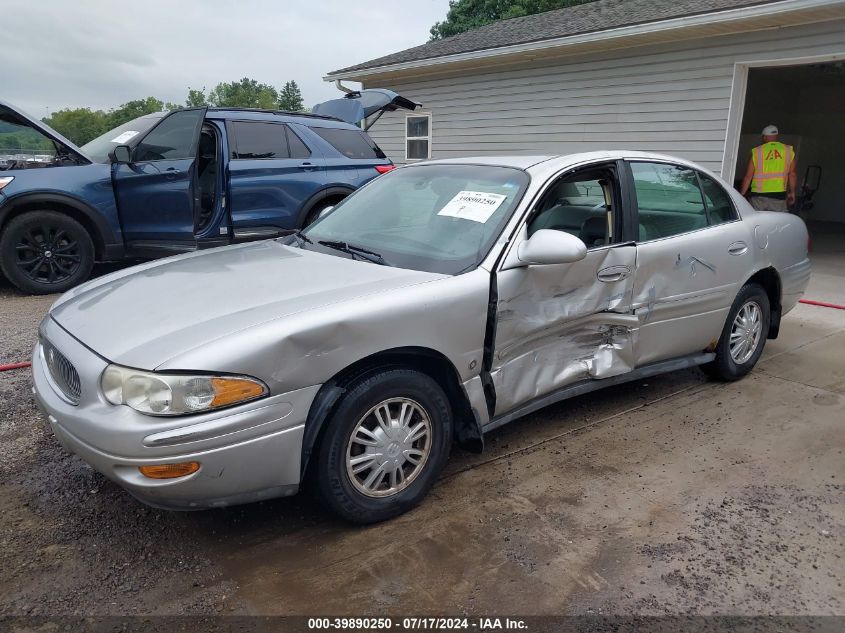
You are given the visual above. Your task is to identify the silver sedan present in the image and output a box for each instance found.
[32,151,811,522]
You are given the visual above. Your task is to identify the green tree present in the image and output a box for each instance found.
[106,97,166,128]
[430,0,597,40]
[43,108,110,145]
[277,80,305,111]
[185,87,208,107]
[207,78,278,109]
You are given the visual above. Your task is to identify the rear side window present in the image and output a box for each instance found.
[229,121,289,159]
[285,127,311,159]
[698,172,737,224]
[311,126,385,160]
[631,162,708,241]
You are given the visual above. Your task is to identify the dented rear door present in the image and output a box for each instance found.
[626,160,751,366]
[491,239,638,416]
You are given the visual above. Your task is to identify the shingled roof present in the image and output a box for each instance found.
[328,0,779,75]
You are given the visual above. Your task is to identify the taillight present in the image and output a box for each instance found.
[374,165,395,175]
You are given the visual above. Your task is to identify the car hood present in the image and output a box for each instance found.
[0,100,92,164]
[49,240,445,370]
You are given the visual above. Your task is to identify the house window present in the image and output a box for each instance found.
[406,114,431,160]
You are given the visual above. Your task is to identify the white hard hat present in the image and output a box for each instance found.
[762,125,779,136]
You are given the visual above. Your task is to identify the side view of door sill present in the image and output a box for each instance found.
[482,352,715,434]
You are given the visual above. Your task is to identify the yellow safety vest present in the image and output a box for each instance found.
[751,141,794,193]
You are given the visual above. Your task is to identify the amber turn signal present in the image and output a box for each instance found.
[138,461,201,479]
[210,377,266,408]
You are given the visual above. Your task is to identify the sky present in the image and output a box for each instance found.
[4,0,451,117]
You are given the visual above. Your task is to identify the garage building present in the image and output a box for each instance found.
[325,0,845,238]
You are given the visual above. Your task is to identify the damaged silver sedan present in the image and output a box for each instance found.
[32,152,811,522]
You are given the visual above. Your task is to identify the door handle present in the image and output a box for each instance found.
[728,241,748,256]
[164,167,181,179]
[597,265,631,283]
[298,162,317,170]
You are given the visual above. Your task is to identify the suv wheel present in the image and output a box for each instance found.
[0,211,94,294]
[303,200,339,228]
[702,283,770,381]
[316,369,452,523]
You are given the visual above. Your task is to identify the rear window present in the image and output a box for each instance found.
[311,126,385,160]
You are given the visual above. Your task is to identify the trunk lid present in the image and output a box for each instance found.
[312,89,420,129]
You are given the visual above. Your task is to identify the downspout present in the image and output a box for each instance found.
[334,80,355,94]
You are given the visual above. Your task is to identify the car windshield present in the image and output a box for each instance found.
[300,164,529,275]
[80,113,165,163]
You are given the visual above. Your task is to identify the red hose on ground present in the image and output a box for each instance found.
[800,299,845,310]
[0,361,32,372]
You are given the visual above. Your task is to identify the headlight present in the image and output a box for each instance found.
[0,176,14,191]
[101,365,268,416]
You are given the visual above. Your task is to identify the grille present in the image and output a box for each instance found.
[43,340,81,405]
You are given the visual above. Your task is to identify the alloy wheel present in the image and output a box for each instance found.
[15,225,82,285]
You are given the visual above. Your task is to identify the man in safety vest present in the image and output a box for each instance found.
[740,124,796,212]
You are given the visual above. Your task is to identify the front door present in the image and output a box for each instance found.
[112,108,206,252]
[627,160,753,366]
[491,161,639,416]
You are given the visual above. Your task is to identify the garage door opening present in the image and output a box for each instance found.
[734,61,845,303]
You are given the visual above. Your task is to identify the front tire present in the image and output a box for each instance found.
[316,369,452,523]
[702,283,770,381]
[0,211,94,294]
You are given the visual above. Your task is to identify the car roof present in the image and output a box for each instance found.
[418,151,710,174]
[205,107,356,129]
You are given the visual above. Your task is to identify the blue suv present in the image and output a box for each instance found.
[0,90,417,294]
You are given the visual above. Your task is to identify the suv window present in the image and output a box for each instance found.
[631,162,708,241]
[285,126,311,159]
[134,110,203,162]
[311,126,385,159]
[230,121,289,159]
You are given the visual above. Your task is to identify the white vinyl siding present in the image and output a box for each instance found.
[363,18,845,174]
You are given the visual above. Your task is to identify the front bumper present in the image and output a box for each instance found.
[32,316,320,509]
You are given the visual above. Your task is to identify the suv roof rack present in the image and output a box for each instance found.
[206,107,341,122]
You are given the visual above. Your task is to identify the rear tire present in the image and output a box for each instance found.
[0,211,94,295]
[702,283,770,381]
[303,200,339,228]
[316,368,452,523]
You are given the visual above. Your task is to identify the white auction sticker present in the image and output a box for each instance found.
[437,191,507,223]
[110,131,140,144]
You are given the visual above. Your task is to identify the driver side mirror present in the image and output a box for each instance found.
[110,145,132,164]
[513,229,588,267]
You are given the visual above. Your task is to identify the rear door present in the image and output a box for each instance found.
[627,160,752,366]
[112,108,206,252]
[226,120,327,238]
[491,161,639,416]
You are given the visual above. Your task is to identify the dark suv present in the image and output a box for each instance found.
[0,90,417,294]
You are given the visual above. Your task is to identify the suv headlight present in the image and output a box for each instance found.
[101,365,268,416]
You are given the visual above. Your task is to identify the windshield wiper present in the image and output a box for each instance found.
[290,230,313,245]
[318,240,389,266]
